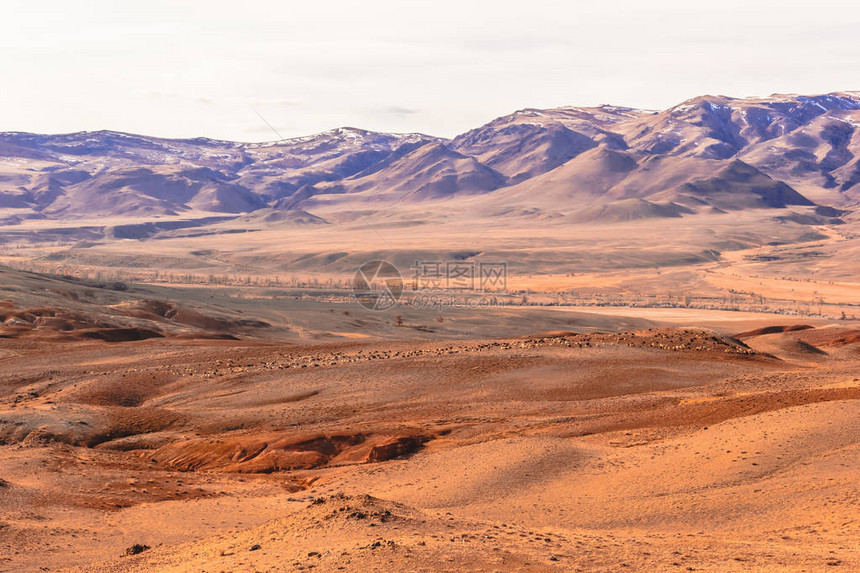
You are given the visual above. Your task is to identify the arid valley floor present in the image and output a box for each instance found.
[0,265,858,572]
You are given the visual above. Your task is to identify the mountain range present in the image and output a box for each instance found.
[2,92,859,227]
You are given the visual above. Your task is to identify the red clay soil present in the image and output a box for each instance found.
[733,324,814,338]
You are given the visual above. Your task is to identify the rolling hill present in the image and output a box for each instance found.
[1,92,860,280]
[2,93,859,223]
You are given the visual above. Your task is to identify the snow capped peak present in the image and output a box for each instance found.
[795,93,860,111]
[515,109,546,117]
[246,127,433,150]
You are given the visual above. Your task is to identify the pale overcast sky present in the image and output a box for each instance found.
[2,0,859,141]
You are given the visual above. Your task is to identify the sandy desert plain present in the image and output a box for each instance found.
[1,93,860,571]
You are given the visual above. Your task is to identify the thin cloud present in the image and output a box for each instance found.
[2,0,859,140]
[384,106,420,116]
